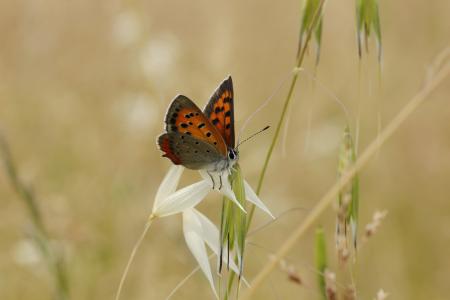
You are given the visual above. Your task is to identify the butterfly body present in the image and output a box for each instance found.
[158,76,238,174]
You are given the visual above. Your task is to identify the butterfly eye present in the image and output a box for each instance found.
[228,150,237,160]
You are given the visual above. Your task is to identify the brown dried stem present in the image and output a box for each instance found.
[242,49,450,299]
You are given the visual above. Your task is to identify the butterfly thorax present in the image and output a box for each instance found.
[205,147,238,173]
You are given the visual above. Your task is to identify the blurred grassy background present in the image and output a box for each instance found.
[1,0,449,299]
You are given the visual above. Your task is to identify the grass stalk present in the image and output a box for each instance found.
[246,0,326,232]
[115,217,154,300]
[315,227,328,300]
[241,56,449,299]
[0,135,69,300]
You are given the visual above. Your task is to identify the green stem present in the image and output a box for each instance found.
[226,1,325,296]
[0,137,47,234]
[246,0,325,232]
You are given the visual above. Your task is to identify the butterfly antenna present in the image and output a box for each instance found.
[237,126,270,148]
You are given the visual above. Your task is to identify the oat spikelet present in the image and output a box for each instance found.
[356,0,383,61]
[374,289,389,300]
[336,126,359,262]
[324,269,337,300]
[343,285,356,300]
[279,258,302,285]
[365,210,388,238]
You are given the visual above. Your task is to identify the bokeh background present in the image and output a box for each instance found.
[1,0,449,299]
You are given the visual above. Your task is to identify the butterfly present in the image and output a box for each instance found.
[158,76,238,187]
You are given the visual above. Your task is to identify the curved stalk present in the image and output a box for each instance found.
[115,217,155,300]
[242,58,450,299]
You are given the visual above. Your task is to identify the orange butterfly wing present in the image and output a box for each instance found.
[204,76,235,148]
[163,95,227,156]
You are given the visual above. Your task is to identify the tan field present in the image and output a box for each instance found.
[1,0,449,299]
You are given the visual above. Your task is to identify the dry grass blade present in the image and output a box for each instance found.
[242,50,450,299]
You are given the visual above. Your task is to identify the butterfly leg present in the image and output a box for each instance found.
[218,173,223,190]
[219,244,223,273]
[207,171,215,190]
